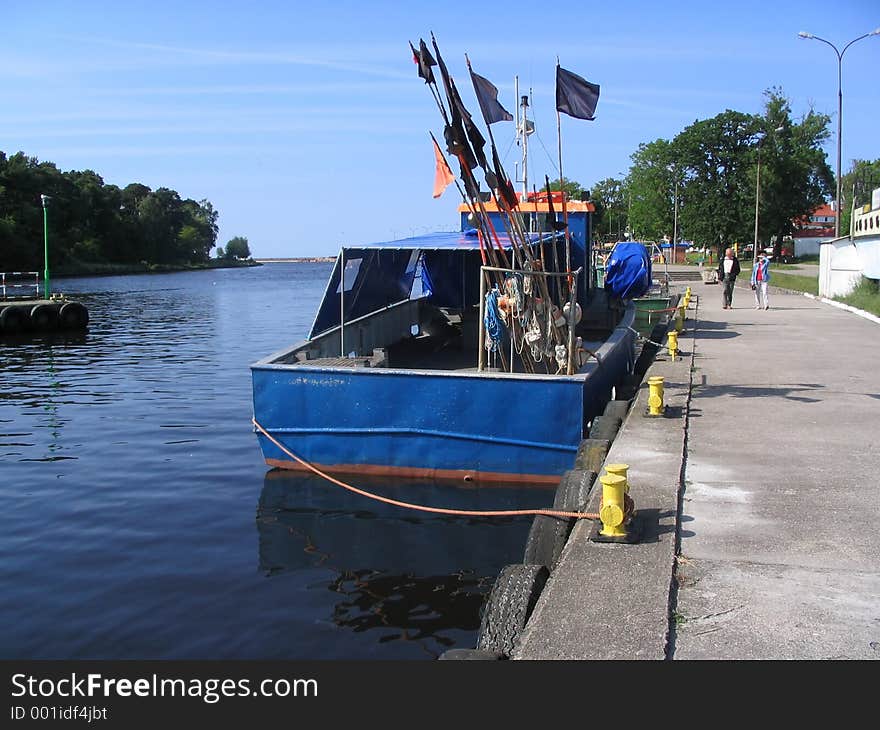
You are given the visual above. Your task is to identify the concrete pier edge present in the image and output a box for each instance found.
[513,269,879,660]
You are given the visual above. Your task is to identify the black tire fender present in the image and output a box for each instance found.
[522,515,571,571]
[603,399,630,421]
[0,306,27,334]
[554,469,596,512]
[476,563,549,657]
[59,302,89,329]
[574,438,610,473]
[30,303,58,331]
[589,414,622,441]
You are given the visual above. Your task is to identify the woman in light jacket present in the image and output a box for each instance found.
[750,253,770,310]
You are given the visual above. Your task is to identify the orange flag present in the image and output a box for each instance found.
[432,135,455,198]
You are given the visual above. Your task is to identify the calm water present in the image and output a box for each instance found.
[0,263,552,660]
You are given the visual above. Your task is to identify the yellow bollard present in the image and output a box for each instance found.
[667,330,678,360]
[599,474,627,537]
[647,376,665,416]
[605,463,630,493]
[674,306,683,333]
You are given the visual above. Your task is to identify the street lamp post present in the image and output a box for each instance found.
[799,28,880,238]
[753,127,784,265]
[41,194,51,299]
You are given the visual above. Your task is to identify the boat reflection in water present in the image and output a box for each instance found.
[257,468,554,658]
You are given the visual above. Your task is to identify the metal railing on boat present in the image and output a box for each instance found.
[478,264,582,376]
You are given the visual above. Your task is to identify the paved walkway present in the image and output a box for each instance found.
[673,281,880,659]
[515,278,880,660]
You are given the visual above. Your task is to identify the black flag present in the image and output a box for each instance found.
[556,65,600,121]
[451,75,488,170]
[432,36,485,171]
[492,146,519,209]
[409,39,436,85]
[470,70,513,125]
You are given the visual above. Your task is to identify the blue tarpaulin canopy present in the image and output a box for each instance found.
[604,242,652,300]
[351,229,545,250]
[309,231,562,337]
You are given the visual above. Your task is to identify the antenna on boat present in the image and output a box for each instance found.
[514,79,536,230]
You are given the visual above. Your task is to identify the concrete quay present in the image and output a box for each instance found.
[515,275,880,660]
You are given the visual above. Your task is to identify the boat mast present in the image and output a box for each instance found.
[556,70,572,283]
[521,93,530,208]
[339,249,345,357]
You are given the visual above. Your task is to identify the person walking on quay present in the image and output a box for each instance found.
[717,247,741,309]
[750,252,771,310]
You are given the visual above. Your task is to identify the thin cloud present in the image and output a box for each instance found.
[50,35,415,80]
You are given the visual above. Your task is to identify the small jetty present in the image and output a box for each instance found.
[0,272,89,335]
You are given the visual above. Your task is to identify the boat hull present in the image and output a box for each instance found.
[251,307,635,484]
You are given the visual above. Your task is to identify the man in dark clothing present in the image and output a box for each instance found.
[717,248,741,309]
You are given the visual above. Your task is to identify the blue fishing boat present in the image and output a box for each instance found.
[251,40,646,485]
[251,195,639,485]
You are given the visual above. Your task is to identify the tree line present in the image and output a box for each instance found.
[581,88,879,256]
[0,150,239,272]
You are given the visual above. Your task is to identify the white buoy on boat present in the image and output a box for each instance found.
[563,301,582,325]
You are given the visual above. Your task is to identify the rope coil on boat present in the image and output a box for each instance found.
[484,287,505,353]
[252,418,600,521]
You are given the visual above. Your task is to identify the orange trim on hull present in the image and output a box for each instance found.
[265,457,561,487]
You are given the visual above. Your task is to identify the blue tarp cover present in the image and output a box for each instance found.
[604,242,652,299]
[355,229,544,250]
[309,232,563,337]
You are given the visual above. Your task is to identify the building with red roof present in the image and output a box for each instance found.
[792,203,836,256]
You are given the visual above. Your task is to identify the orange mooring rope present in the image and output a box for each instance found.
[252,418,599,521]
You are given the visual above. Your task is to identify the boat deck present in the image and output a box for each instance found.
[287,332,608,374]
[292,356,378,368]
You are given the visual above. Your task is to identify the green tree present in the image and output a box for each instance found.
[0,149,224,271]
[621,91,833,259]
[137,188,184,263]
[751,89,832,257]
[178,198,218,262]
[225,236,251,259]
[590,177,628,242]
[627,139,677,242]
[0,152,65,269]
[673,109,757,257]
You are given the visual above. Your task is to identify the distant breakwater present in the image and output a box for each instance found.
[256,257,336,263]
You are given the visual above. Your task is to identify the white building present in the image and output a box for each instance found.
[792,203,836,257]
[818,188,880,298]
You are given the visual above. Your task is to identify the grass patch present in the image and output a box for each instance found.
[767,271,818,295]
[684,252,716,266]
[836,277,880,317]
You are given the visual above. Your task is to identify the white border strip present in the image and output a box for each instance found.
[804,293,880,325]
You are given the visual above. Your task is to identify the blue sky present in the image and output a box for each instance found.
[3,0,878,258]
